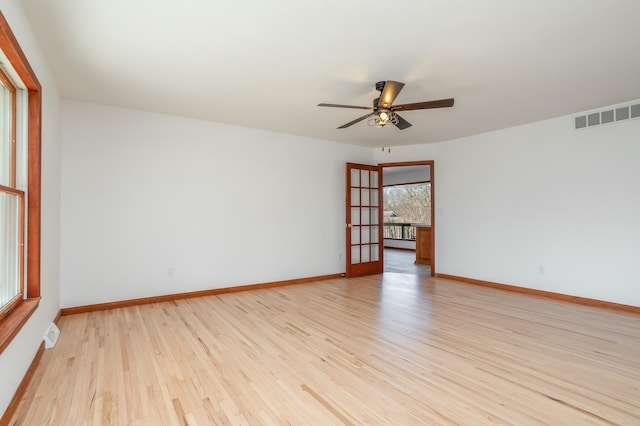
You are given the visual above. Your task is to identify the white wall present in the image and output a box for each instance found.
[0,0,61,417]
[383,166,430,186]
[384,239,416,250]
[60,101,372,307]
[374,104,640,307]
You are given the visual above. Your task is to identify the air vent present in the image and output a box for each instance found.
[43,322,60,349]
[575,102,640,129]
[616,107,629,121]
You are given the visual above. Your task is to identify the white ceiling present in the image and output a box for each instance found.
[20,0,640,147]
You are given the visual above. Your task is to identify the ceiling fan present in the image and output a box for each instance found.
[318,80,454,130]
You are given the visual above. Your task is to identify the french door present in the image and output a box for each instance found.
[345,163,383,277]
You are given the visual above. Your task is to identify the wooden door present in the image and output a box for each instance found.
[346,163,383,277]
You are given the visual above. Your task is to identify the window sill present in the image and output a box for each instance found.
[0,298,40,355]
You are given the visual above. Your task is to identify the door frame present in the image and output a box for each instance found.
[379,160,436,277]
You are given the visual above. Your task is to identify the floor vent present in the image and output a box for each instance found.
[575,103,640,130]
[44,322,60,349]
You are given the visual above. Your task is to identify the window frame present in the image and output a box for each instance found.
[0,11,42,355]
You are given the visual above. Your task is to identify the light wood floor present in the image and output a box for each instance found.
[384,248,431,276]
[9,275,640,425]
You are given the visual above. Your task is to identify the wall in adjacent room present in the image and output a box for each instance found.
[0,1,62,417]
[60,100,373,307]
[374,102,640,307]
[383,166,430,186]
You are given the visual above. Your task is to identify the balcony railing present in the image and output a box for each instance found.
[384,222,417,240]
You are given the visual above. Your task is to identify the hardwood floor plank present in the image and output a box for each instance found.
[8,275,640,424]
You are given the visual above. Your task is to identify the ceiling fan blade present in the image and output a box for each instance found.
[318,103,374,110]
[378,81,405,108]
[337,113,372,129]
[393,98,455,111]
[394,114,412,130]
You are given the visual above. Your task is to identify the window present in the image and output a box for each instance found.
[383,182,431,241]
[1,60,24,314]
[383,182,432,224]
[0,11,42,355]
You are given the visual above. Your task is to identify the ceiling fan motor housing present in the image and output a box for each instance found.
[375,81,386,92]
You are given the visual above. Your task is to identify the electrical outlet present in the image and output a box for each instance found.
[168,268,175,278]
[338,253,343,261]
[538,264,545,274]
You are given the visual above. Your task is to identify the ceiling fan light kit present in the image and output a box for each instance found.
[318,80,454,130]
[368,109,398,128]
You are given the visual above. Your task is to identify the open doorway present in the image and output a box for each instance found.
[380,161,434,276]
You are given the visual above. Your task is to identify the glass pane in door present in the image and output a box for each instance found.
[350,188,360,206]
[361,189,370,206]
[351,208,360,225]
[351,226,360,244]
[361,208,370,225]
[361,226,370,244]
[351,245,360,264]
[370,189,378,206]
[370,207,379,225]
[371,244,379,261]
[361,245,370,262]
[361,170,370,187]
[351,169,360,187]
[371,226,379,243]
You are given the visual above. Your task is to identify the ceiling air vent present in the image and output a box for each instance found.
[575,102,640,130]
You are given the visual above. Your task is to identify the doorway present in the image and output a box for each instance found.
[380,161,435,277]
